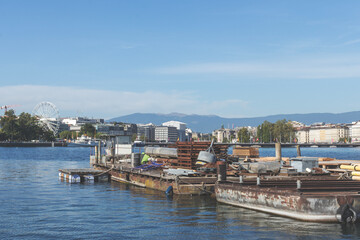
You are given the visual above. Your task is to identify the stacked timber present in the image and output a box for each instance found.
[232,146,259,158]
[176,142,229,169]
[213,144,229,160]
[177,142,210,169]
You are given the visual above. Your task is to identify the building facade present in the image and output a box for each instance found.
[137,123,156,142]
[296,125,349,143]
[162,121,187,141]
[212,128,236,143]
[155,126,178,142]
[349,121,360,143]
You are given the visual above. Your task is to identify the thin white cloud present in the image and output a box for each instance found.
[0,85,247,119]
[152,58,360,79]
[344,39,360,45]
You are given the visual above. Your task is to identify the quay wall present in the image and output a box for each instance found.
[0,142,67,147]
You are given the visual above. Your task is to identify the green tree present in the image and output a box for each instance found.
[257,121,274,143]
[79,123,96,137]
[60,130,73,140]
[238,128,250,143]
[40,129,56,142]
[0,110,19,141]
[273,119,295,143]
[132,133,137,142]
[0,110,56,142]
[17,112,42,141]
[257,119,295,143]
[95,132,105,139]
[139,134,146,141]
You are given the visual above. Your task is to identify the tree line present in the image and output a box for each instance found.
[0,110,55,142]
[237,119,296,143]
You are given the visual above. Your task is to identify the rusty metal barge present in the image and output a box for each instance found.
[215,143,360,223]
[91,141,228,195]
[215,175,360,223]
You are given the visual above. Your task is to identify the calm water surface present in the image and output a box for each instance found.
[1,147,360,239]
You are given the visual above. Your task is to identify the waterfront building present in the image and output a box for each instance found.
[295,124,349,143]
[296,127,310,143]
[95,124,126,136]
[155,126,178,142]
[349,121,360,142]
[61,117,104,126]
[137,123,156,142]
[185,128,193,141]
[212,128,236,143]
[162,121,187,141]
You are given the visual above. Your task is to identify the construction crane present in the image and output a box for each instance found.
[0,105,20,115]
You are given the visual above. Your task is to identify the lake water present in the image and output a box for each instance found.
[2,147,360,239]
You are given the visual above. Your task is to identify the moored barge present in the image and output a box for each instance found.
[215,174,360,223]
[91,141,228,195]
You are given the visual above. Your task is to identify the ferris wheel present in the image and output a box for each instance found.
[32,102,60,135]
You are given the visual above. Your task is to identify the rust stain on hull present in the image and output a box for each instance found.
[215,181,360,223]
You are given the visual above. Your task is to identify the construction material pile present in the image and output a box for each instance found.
[340,164,360,180]
[144,142,229,170]
[232,146,259,158]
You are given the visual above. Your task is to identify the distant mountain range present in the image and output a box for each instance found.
[108,111,360,133]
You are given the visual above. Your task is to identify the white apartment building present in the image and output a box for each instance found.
[296,128,309,143]
[349,121,360,142]
[296,125,349,143]
[155,126,178,142]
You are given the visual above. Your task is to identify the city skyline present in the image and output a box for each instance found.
[1,1,360,118]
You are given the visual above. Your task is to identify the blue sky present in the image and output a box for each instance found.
[1,0,360,119]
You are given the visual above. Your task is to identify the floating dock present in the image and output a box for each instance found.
[59,168,109,183]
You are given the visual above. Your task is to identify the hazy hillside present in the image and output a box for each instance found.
[109,111,360,133]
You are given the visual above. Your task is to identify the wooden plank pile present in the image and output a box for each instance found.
[176,142,210,169]
[232,146,259,158]
[176,142,229,169]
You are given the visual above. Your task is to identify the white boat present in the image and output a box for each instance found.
[68,135,102,147]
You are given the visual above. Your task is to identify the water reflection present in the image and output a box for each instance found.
[109,181,360,239]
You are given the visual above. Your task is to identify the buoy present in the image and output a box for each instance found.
[165,186,173,196]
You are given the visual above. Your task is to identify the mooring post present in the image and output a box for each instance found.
[239,175,243,183]
[94,146,98,164]
[217,161,227,182]
[98,141,102,164]
[296,145,301,157]
[275,142,282,162]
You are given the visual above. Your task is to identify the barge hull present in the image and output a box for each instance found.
[215,181,360,223]
[95,165,215,195]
